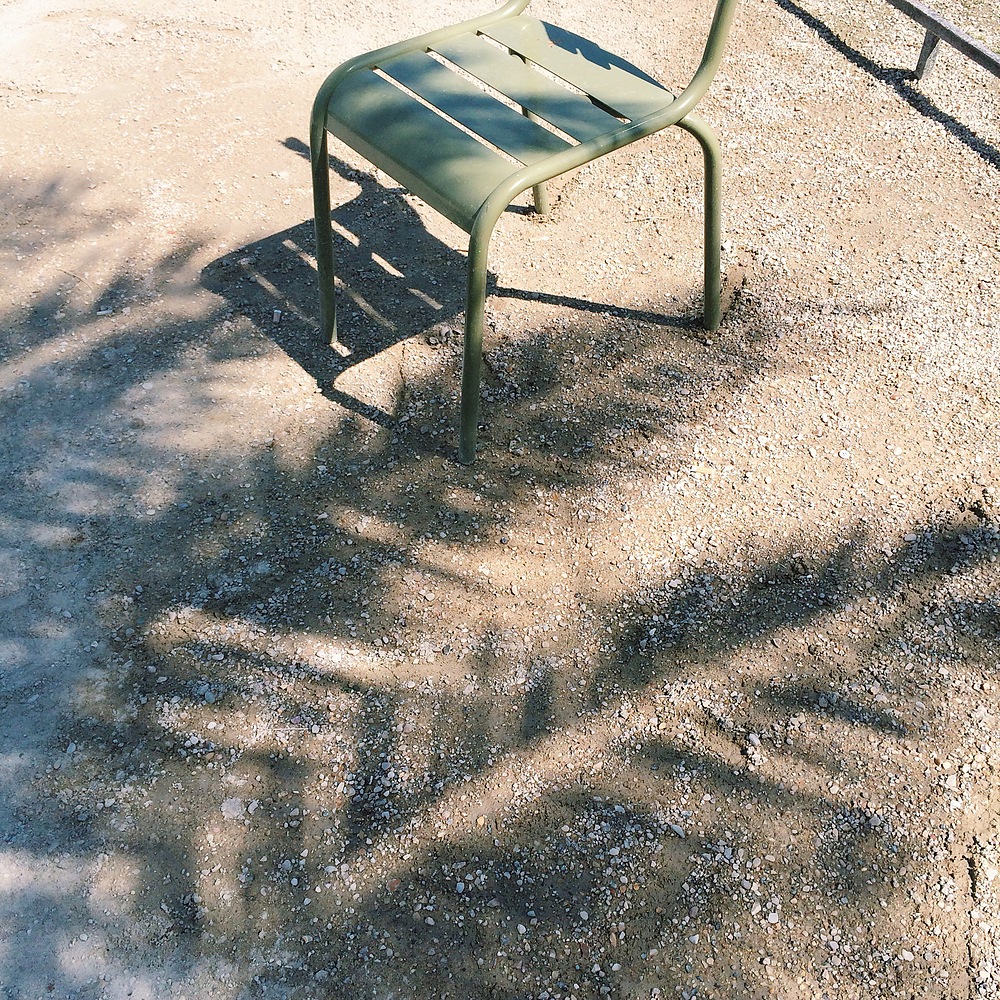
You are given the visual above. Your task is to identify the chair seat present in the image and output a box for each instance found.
[325,17,675,231]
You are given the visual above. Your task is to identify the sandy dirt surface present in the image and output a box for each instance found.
[2,0,1000,997]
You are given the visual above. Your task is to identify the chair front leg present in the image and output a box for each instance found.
[458,218,497,465]
[676,113,722,332]
[310,124,338,345]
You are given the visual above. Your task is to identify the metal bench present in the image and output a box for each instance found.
[886,0,1000,80]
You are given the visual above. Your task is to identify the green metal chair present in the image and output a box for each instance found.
[311,0,739,464]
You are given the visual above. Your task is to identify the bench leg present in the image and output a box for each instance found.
[310,126,338,346]
[458,220,496,465]
[677,114,722,332]
[915,29,942,79]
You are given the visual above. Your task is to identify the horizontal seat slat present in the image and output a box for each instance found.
[379,50,572,163]
[326,68,515,231]
[484,17,674,121]
[432,32,623,142]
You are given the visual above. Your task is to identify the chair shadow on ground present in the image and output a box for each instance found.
[201,148,469,428]
[201,139,695,428]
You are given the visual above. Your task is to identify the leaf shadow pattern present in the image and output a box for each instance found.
[4,172,1000,998]
[40,497,1000,1000]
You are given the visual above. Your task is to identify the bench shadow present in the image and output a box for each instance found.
[775,0,1000,171]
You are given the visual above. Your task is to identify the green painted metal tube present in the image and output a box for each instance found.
[458,220,495,465]
[677,113,722,331]
[309,128,337,345]
[523,108,550,216]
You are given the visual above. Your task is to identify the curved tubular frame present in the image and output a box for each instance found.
[456,112,721,464]
[310,0,738,463]
[309,0,533,345]
[677,113,722,333]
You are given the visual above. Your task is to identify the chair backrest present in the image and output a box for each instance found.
[486,0,739,118]
[676,0,740,114]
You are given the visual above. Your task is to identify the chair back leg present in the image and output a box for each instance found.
[520,107,550,215]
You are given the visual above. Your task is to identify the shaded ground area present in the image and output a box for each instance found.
[1,0,999,998]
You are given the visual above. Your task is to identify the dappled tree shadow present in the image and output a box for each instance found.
[3,167,999,999]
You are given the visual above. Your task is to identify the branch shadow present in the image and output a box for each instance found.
[5,169,999,999]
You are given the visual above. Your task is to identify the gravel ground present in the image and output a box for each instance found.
[1,0,999,998]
